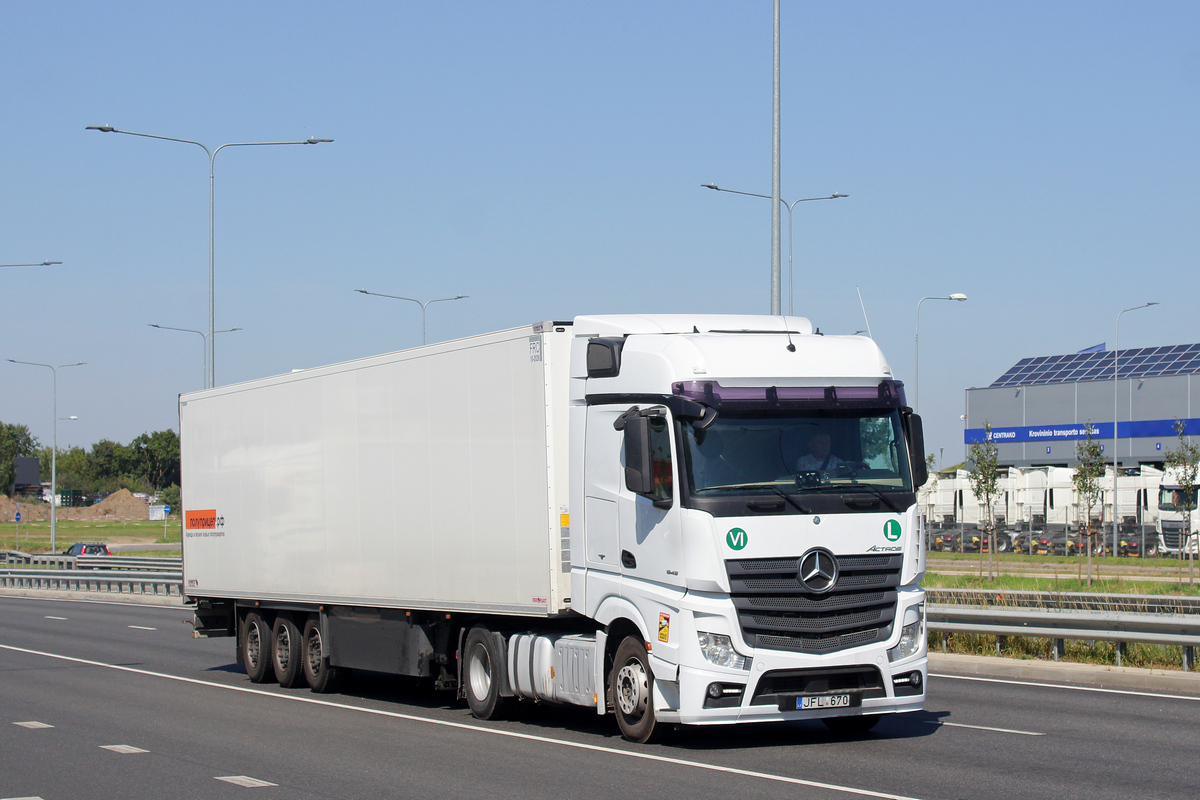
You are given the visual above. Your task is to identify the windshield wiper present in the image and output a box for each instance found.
[838,483,903,514]
[768,487,812,514]
[794,482,904,514]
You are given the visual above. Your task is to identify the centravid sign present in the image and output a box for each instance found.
[965,417,1200,445]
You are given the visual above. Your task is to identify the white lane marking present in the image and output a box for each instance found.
[13,722,53,729]
[127,626,157,631]
[100,744,149,754]
[931,672,1200,702]
[933,721,1044,736]
[216,776,277,787]
[43,616,67,621]
[0,643,929,800]
[2,796,46,799]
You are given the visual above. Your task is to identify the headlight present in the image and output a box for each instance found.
[887,605,925,663]
[697,631,748,669]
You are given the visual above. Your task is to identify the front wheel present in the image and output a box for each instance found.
[994,534,1010,553]
[610,636,665,743]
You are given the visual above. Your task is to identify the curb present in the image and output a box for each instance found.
[929,651,1200,696]
[0,587,183,607]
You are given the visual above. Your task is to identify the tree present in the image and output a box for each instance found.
[132,430,181,489]
[1072,426,1106,587]
[1164,420,1200,585]
[0,421,40,494]
[967,421,1000,580]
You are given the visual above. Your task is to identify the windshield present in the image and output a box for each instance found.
[1159,487,1199,511]
[681,408,914,504]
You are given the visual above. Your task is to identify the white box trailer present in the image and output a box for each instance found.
[182,315,929,742]
[182,324,572,616]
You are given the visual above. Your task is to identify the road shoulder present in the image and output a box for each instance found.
[930,651,1200,696]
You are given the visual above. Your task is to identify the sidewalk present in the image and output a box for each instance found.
[929,651,1200,696]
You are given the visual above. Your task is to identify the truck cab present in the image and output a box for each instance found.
[568,315,927,739]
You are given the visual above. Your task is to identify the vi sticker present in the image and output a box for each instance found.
[883,519,902,541]
[726,527,748,550]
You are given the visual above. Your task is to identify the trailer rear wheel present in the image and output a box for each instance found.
[822,714,881,734]
[463,626,510,720]
[302,618,339,693]
[272,615,305,688]
[243,612,273,683]
[610,636,664,743]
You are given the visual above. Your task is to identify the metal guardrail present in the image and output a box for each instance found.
[0,567,183,598]
[926,588,1200,615]
[0,551,181,571]
[927,602,1199,670]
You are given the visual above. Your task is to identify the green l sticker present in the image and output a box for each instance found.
[726,527,748,550]
[883,520,902,541]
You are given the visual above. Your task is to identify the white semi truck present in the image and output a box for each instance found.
[1157,468,1199,557]
[181,315,928,742]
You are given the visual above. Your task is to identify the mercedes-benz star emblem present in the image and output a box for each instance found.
[798,548,839,593]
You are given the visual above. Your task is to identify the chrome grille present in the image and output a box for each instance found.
[727,554,901,654]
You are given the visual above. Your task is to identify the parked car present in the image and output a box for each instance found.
[62,542,112,556]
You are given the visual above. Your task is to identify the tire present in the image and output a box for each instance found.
[1144,541,1160,558]
[822,714,881,734]
[994,535,1010,554]
[272,615,305,688]
[242,612,273,684]
[302,617,339,693]
[463,626,510,720]
[610,636,665,743]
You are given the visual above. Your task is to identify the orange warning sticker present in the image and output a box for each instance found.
[658,612,670,643]
[186,510,218,529]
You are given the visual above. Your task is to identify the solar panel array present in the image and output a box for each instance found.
[990,343,1200,388]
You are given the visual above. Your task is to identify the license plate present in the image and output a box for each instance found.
[799,693,852,710]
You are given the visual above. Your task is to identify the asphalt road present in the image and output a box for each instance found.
[2,596,1197,800]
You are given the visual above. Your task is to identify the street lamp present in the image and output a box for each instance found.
[914,294,968,412]
[1,261,61,268]
[149,323,242,389]
[701,184,848,315]
[354,290,468,345]
[6,359,85,553]
[87,125,332,388]
[1112,302,1158,553]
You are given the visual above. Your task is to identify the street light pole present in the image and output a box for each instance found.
[1112,302,1158,553]
[6,359,85,553]
[915,294,968,413]
[701,184,848,315]
[1,261,61,269]
[149,324,243,390]
[88,125,332,388]
[355,290,468,345]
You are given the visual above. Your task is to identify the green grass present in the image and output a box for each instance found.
[930,631,1187,671]
[0,518,181,553]
[925,571,1200,595]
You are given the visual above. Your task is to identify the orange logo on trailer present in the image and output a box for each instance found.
[186,510,218,529]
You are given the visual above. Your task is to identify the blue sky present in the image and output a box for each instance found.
[2,1,1197,467]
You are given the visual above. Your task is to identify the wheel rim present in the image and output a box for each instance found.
[306,629,323,675]
[615,659,649,718]
[276,625,291,671]
[246,623,262,669]
[468,644,492,701]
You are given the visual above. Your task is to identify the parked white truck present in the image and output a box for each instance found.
[1157,467,1199,557]
[181,315,928,742]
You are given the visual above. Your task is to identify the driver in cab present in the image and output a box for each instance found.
[796,432,848,478]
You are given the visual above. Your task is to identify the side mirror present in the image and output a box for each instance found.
[906,411,928,489]
[622,415,656,495]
